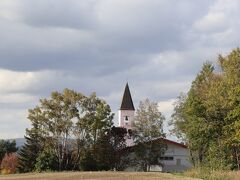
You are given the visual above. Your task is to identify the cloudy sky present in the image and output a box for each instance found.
[0,0,240,139]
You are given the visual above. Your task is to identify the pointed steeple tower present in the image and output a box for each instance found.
[118,83,135,130]
[120,83,135,111]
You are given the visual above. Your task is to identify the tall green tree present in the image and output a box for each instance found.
[94,127,128,171]
[108,127,129,170]
[171,48,240,170]
[219,49,240,169]
[171,62,228,167]
[80,127,128,171]
[133,99,166,171]
[18,135,42,173]
[79,93,113,146]
[172,63,216,165]
[74,93,114,170]
[26,89,83,170]
[19,88,114,172]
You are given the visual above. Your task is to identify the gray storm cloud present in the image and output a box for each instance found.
[0,0,239,139]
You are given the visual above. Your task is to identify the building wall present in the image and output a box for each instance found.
[118,110,135,146]
[118,110,135,129]
[160,143,192,172]
[123,142,192,172]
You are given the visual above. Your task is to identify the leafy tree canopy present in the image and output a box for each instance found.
[171,48,240,170]
[133,99,166,171]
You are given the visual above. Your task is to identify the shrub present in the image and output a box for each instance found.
[80,151,98,171]
[35,150,57,172]
[0,153,19,174]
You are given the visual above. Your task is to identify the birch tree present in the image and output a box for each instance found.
[133,99,166,171]
[22,89,114,171]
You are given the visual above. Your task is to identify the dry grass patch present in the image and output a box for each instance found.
[0,171,200,180]
[183,168,240,180]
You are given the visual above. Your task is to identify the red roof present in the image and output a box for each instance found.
[160,138,188,148]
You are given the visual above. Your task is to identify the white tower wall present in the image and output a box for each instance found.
[118,110,135,130]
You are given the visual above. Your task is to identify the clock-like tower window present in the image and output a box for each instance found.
[125,116,129,121]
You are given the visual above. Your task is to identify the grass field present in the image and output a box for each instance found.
[0,172,200,180]
[183,169,240,180]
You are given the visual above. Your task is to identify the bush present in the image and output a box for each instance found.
[0,153,19,174]
[35,150,57,172]
[80,151,98,171]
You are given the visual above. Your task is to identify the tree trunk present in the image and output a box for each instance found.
[235,147,240,170]
[189,149,195,167]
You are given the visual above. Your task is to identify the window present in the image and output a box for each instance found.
[125,122,128,125]
[125,116,129,121]
[127,129,132,139]
[159,156,174,161]
[128,129,132,136]
[176,159,181,166]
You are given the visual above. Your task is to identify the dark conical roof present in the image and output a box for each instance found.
[120,83,135,110]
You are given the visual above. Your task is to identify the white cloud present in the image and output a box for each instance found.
[0,0,20,21]
[0,109,29,139]
[191,0,240,48]
[158,99,175,116]
[194,0,240,34]
[0,69,36,93]
[158,99,176,139]
[0,69,60,93]
[0,93,36,104]
[0,69,63,138]
[194,12,227,33]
